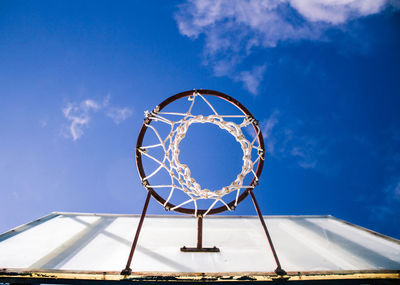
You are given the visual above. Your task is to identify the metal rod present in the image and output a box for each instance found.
[249,190,286,276]
[121,191,151,275]
[197,216,203,249]
[181,216,219,252]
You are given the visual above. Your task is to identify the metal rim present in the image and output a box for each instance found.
[135,89,265,216]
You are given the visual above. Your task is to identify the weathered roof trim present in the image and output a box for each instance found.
[0,268,399,283]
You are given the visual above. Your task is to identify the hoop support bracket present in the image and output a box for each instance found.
[180,216,220,253]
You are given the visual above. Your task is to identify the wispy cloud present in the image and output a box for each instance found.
[364,127,400,231]
[62,97,133,141]
[260,110,279,154]
[234,65,267,95]
[371,179,400,221]
[39,119,48,128]
[394,181,400,199]
[106,107,133,124]
[258,110,326,170]
[62,99,101,141]
[175,0,397,94]
[290,143,318,169]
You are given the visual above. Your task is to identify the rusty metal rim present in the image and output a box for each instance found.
[136,89,265,216]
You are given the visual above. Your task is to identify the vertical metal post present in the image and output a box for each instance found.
[249,190,286,276]
[197,216,203,249]
[180,215,219,252]
[121,191,151,275]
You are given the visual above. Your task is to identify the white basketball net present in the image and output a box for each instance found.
[139,91,263,216]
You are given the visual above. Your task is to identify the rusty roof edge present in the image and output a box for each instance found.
[1,268,399,275]
[0,268,399,282]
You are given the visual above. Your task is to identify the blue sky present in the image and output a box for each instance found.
[1,1,400,239]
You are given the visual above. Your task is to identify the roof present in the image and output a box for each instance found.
[0,212,399,283]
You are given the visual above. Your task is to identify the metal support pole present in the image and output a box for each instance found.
[249,190,286,276]
[197,216,203,249]
[121,191,151,275]
[181,215,219,252]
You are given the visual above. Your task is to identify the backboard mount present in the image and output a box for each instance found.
[122,89,285,276]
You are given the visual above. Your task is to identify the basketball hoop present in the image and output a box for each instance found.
[122,89,285,276]
[136,89,265,216]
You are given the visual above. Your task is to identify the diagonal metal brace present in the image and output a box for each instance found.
[121,191,151,275]
[249,190,286,276]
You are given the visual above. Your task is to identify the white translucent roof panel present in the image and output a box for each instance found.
[0,213,399,273]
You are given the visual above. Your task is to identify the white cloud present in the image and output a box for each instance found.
[82,99,101,111]
[234,65,266,95]
[372,179,400,221]
[175,0,397,94]
[290,0,387,24]
[260,110,279,154]
[262,110,279,139]
[258,110,325,170]
[290,144,318,169]
[62,100,99,141]
[364,127,400,223]
[394,181,400,199]
[40,119,48,128]
[106,107,133,124]
[102,94,111,107]
[62,97,133,141]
